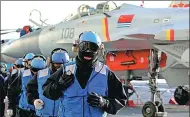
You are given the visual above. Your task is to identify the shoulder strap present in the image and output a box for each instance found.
[38,68,49,78]
[23,69,31,77]
[11,69,18,77]
[94,61,107,75]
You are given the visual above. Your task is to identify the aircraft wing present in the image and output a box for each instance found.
[153,42,189,68]
[105,18,189,51]
[114,20,189,42]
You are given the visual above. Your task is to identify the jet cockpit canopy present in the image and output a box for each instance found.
[63,1,117,22]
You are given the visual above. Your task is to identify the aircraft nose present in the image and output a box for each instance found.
[1,39,26,58]
[1,31,42,58]
[1,54,17,63]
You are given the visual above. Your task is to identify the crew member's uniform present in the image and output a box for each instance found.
[14,53,36,117]
[43,31,127,117]
[7,69,23,117]
[16,69,36,117]
[0,74,5,117]
[27,51,69,117]
[43,57,127,116]
[27,68,60,117]
[38,68,60,117]
[6,58,25,117]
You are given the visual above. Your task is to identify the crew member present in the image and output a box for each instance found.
[16,53,37,117]
[0,63,7,117]
[43,31,128,117]
[49,48,70,73]
[7,53,36,117]
[27,49,69,117]
[6,58,25,117]
[0,63,7,78]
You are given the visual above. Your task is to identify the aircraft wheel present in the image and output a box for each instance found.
[142,101,158,117]
[155,101,165,112]
[174,86,189,105]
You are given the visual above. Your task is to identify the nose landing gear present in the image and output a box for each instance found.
[142,50,167,117]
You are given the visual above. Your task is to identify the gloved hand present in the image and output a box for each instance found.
[7,109,13,116]
[58,71,74,90]
[34,99,44,110]
[87,92,109,110]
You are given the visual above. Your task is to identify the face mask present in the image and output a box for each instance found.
[78,41,100,64]
[78,50,98,65]
[53,63,62,71]
[31,68,39,75]
[31,68,39,73]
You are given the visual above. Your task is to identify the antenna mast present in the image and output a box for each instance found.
[140,0,144,7]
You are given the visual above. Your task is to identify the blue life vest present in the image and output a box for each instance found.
[18,69,35,111]
[57,61,76,117]
[36,68,60,117]
[60,61,109,117]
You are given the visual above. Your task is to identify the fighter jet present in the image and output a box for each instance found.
[1,1,189,116]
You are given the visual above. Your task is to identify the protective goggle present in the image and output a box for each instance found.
[22,59,32,63]
[78,41,99,52]
[22,59,32,68]
[14,64,24,68]
[30,68,40,73]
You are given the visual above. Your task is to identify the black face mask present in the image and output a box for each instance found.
[52,63,62,71]
[15,65,24,69]
[31,68,40,73]
[78,41,100,65]
[78,50,98,65]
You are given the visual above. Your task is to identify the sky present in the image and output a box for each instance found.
[1,1,171,39]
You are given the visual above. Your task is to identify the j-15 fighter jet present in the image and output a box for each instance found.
[1,1,189,116]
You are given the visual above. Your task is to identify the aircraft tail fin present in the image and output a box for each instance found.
[169,1,189,8]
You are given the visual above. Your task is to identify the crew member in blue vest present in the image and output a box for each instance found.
[26,48,69,104]
[27,51,69,117]
[26,55,47,117]
[6,58,25,117]
[43,31,128,117]
[7,53,37,117]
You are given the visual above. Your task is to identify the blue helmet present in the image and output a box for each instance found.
[51,48,68,56]
[31,55,46,70]
[51,52,69,64]
[15,58,24,66]
[79,31,102,46]
[23,53,35,61]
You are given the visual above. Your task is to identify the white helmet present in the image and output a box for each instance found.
[0,63,7,74]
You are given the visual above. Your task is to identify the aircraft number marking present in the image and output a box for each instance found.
[61,28,75,39]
